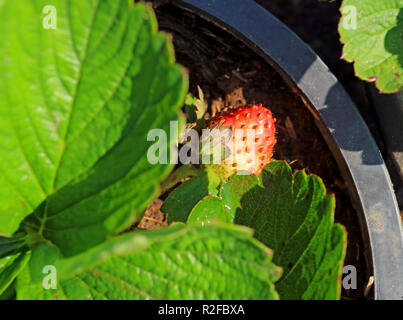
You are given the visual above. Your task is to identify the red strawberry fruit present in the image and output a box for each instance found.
[205,104,276,177]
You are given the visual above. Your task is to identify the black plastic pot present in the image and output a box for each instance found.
[171,0,403,300]
[368,87,403,208]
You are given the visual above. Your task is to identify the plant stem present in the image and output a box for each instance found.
[160,165,202,194]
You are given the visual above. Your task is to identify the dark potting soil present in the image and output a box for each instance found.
[152,2,371,299]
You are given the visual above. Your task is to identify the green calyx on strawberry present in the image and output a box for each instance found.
[203,104,276,180]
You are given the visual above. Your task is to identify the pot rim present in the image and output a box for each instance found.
[173,0,403,300]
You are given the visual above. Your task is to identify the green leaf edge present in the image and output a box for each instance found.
[338,0,403,93]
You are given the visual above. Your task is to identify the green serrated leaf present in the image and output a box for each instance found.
[16,223,282,300]
[232,161,347,300]
[0,235,26,259]
[187,195,233,225]
[0,281,16,300]
[190,161,346,299]
[0,0,187,256]
[220,174,262,219]
[162,171,221,224]
[339,0,403,93]
[184,86,206,122]
[184,94,198,123]
[0,251,31,295]
[184,173,261,225]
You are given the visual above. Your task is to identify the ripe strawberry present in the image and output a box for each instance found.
[205,104,276,177]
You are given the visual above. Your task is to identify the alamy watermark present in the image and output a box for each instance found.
[42,5,57,29]
[42,265,57,290]
[341,5,357,30]
[147,121,257,174]
[342,265,357,290]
